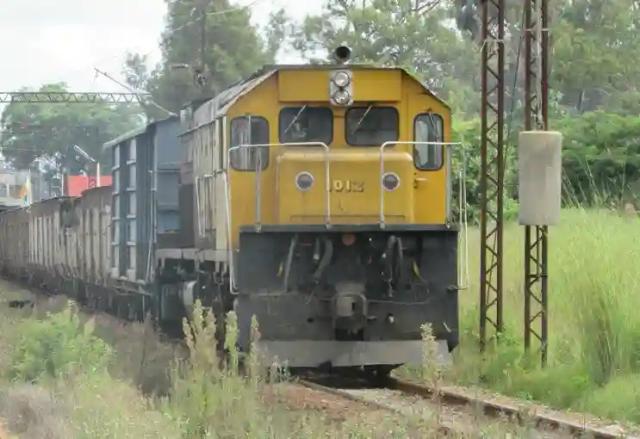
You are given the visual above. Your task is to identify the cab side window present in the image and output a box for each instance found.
[414,113,444,170]
[230,116,269,171]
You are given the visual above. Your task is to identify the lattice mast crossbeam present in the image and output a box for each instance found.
[0,92,148,104]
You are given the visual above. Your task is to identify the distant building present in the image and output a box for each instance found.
[0,169,31,210]
[65,175,112,197]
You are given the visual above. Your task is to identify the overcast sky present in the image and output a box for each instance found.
[0,0,324,93]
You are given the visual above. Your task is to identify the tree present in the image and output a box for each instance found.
[558,111,640,205]
[126,0,287,114]
[552,0,640,113]
[0,83,142,170]
[292,1,479,113]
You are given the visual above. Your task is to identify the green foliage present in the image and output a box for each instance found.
[559,111,640,206]
[126,0,285,114]
[9,303,112,382]
[90,314,180,396]
[441,209,640,422]
[0,83,142,169]
[420,323,442,391]
[65,373,180,439]
[167,301,267,438]
[450,117,520,223]
[581,374,640,423]
[292,1,478,113]
[553,0,640,112]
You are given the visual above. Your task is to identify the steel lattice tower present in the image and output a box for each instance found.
[479,0,506,348]
[523,0,550,366]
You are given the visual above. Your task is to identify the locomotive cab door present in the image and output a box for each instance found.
[409,96,450,225]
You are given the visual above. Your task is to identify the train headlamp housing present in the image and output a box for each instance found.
[295,171,314,192]
[382,172,400,191]
[329,70,353,106]
[332,89,351,106]
[332,70,351,88]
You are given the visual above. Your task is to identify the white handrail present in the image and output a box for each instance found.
[227,142,332,229]
[225,141,330,294]
[223,140,469,292]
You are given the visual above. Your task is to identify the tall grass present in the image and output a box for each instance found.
[1,298,470,438]
[450,207,640,422]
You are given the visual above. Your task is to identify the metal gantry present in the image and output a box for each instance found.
[523,0,550,366]
[479,0,506,348]
[0,92,148,104]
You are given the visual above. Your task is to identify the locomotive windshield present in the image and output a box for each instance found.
[279,107,332,144]
[346,107,398,146]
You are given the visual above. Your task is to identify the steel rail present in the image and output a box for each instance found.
[388,378,635,439]
[297,377,458,435]
[298,375,638,438]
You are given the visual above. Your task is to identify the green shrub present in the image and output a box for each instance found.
[580,374,640,423]
[65,373,179,439]
[445,208,640,418]
[9,302,111,382]
[91,314,181,396]
[165,301,268,438]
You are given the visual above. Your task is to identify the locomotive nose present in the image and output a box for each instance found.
[276,148,415,225]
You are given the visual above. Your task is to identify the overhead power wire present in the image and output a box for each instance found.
[93,68,176,117]
[171,0,265,33]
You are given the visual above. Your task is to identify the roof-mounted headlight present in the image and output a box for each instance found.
[329,70,353,106]
[332,89,351,106]
[332,70,351,88]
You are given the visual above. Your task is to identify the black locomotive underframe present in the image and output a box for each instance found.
[234,226,459,355]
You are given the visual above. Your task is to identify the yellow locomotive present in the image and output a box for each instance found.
[162,46,459,372]
[0,46,458,375]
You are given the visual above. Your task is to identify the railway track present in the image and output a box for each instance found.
[297,374,640,438]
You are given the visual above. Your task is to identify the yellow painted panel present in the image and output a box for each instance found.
[278,70,329,102]
[276,149,414,225]
[278,69,402,103]
[222,68,452,250]
[405,78,450,224]
[352,70,402,102]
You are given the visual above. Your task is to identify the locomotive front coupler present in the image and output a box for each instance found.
[331,283,370,334]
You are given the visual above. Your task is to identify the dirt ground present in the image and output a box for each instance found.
[264,382,390,422]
